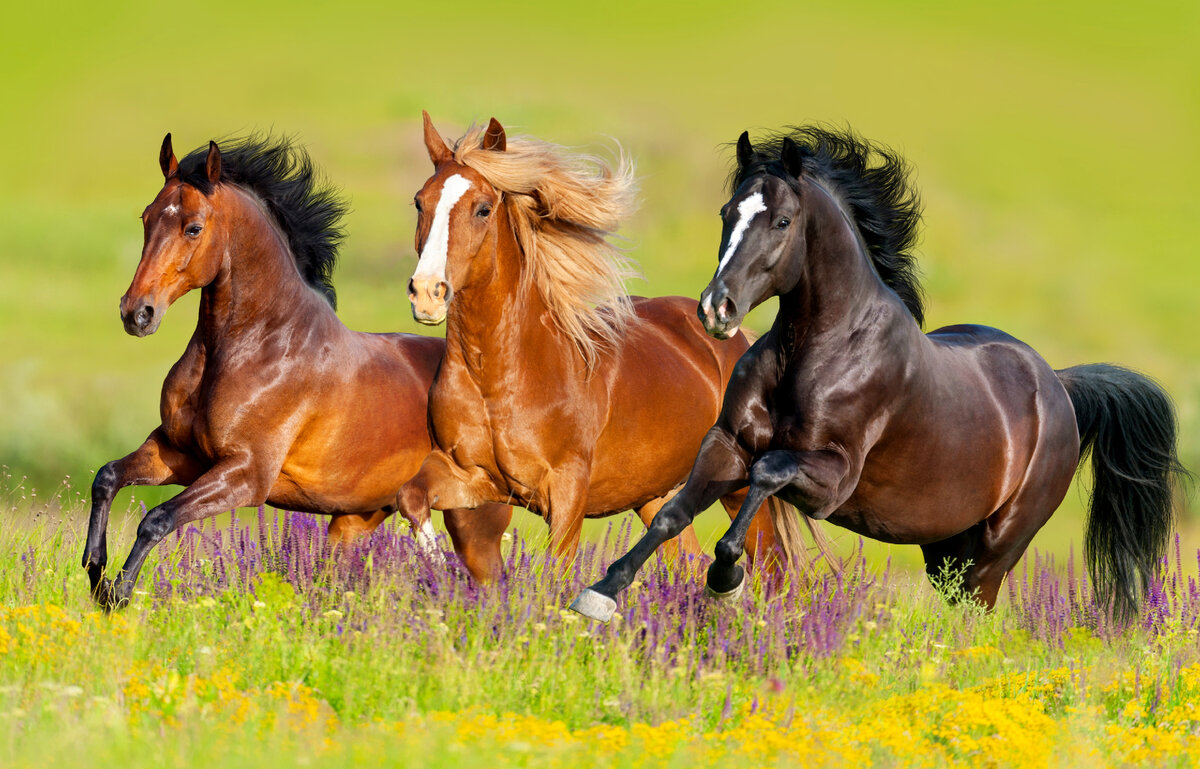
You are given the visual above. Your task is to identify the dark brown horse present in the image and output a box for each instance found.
[83,134,511,608]
[394,114,814,577]
[575,126,1186,622]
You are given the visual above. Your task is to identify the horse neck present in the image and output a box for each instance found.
[197,187,328,343]
[776,182,899,345]
[443,204,562,372]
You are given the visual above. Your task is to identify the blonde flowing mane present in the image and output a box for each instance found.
[452,126,639,368]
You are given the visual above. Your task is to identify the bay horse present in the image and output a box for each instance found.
[395,114,816,577]
[82,133,511,608]
[574,126,1186,622]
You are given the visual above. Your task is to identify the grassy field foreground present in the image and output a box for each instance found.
[2,492,1200,768]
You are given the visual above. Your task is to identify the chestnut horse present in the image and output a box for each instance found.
[575,126,1186,622]
[395,114,814,577]
[83,134,511,608]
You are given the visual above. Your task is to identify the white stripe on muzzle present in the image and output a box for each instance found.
[413,174,472,283]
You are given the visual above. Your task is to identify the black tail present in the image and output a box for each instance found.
[1057,364,1188,621]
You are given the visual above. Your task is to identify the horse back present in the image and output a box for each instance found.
[842,323,1077,541]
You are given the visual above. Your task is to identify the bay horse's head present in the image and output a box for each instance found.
[408,112,506,325]
[122,134,226,337]
[698,132,809,339]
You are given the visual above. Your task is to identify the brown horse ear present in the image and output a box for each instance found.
[422,110,453,166]
[482,118,506,152]
[160,133,178,178]
[736,131,754,169]
[780,136,804,178]
[205,141,222,184]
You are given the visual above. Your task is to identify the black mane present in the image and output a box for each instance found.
[178,135,346,308]
[729,125,925,326]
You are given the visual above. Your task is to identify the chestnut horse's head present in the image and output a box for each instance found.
[122,134,226,336]
[407,112,507,325]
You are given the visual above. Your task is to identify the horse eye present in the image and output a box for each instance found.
[775,218,791,230]
[414,200,423,214]
[185,224,203,237]
[476,205,492,218]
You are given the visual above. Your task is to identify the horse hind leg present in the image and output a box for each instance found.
[922,481,1069,610]
[327,509,392,544]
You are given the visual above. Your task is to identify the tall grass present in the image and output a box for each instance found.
[3,500,1200,766]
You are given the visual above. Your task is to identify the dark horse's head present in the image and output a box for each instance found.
[699,127,924,338]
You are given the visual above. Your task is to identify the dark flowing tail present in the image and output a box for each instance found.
[1057,364,1188,620]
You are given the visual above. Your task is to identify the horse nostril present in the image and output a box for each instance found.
[717,297,736,323]
[407,278,417,300]
[433,282,447,300]
[134,306,154,329]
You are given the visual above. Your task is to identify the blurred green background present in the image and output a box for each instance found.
[1,0,1196,565]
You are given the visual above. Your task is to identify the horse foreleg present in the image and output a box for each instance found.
[396,451,496,551]
[83,428,203,601]
[717,488,777,574]
[98,455,273,610]
[634,486,701,564]
[707,449,847,596]
[443,503,514,583]
[545,461,591,563]
[572,428,749,621]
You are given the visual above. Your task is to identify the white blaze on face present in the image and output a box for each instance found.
[716,191,767,277]
[413,173,472,284]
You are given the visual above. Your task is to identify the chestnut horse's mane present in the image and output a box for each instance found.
[452,126,639,368]
[178,135,346,309]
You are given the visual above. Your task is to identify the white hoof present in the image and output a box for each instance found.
[569,588,617,623]
[705,578,745,602]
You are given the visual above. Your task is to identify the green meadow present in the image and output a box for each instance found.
[1,0,1197,565]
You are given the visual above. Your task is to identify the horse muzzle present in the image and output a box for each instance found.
[697,287,742,340]
[408,275,450,326]
[119,295,164,337]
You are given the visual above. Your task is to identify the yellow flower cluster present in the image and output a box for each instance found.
[117,660,336,735]
[4,603,1200,767]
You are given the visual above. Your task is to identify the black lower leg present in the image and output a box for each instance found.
[708,452,800,593]
[588,496,701,599]
[84,461,122,594]
[105,503,176,610]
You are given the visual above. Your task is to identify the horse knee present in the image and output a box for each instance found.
[395,483,430,526]
[92,462,120,498]
[714,539,743,565]
[135,506,175,543]
[647,504,690,538]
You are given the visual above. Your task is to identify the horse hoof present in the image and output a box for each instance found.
[570,588,617,623]
[706,576,745,602]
